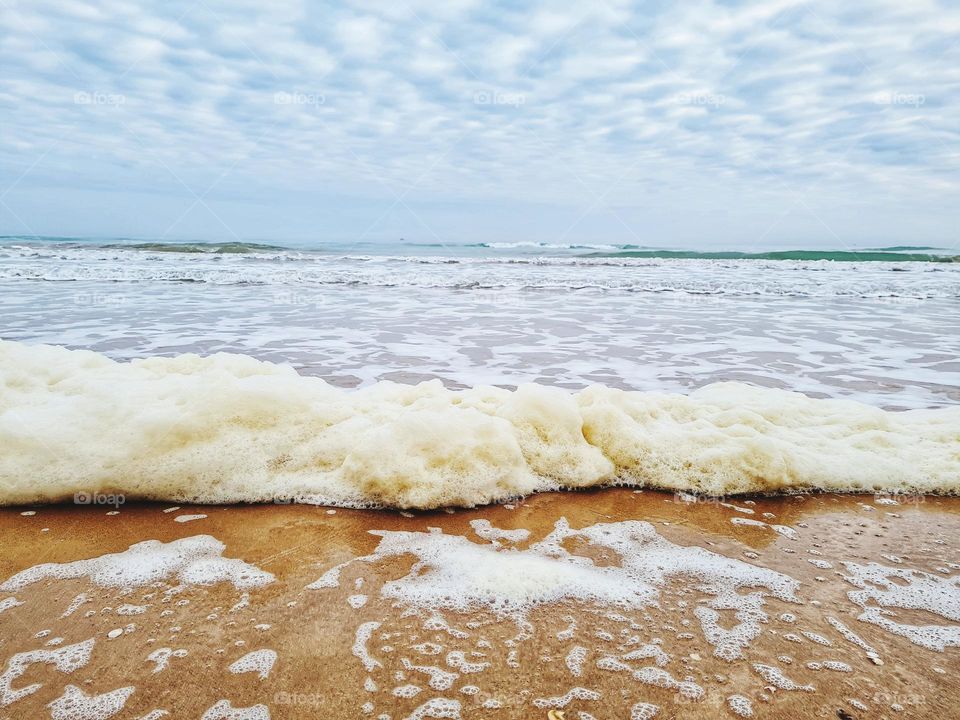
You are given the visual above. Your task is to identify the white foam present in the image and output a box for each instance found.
[0,597,22,614]
[47,684,134,720]
[306,563,346,590]
[630,702,660,720]
[200,700,270,719]
[727,694,753,717]
[801,631,832,646]
[623,644,669,667]
[633,667,703,700]
[403,698,461,720]
[0,535,274,592]
[146,648,187,673]
[565,646,587,676]
[313,519,797,661]
[117,604,147,615]
[228,649,277,680]
[825,616,883,664]
[532,687,600,708]
[556,617,577,640]
[0,638,95,707]
[353,622,382,672]
[843,561,960,651]
[401,659,458,691]
[444,651,488,674]
[412,643,443,656]
[2,341,957,508]
[752,663,815,692]
[469,520,530,543]
[821,661,852,672]
[174,514,207,523]
[62,594,89,617]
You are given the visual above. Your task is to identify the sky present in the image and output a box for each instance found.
[0,0,958,249]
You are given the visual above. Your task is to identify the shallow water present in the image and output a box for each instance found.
[1,491,958,719]
[3,279,959,410]
[4,239,959,410]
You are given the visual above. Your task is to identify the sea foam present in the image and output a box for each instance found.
[1,341,957,509]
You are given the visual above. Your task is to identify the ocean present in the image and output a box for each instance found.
[1,237,957,409]
[2,237,960,720]
[1,236,957,507]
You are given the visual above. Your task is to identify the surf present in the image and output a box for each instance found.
[1,341,957,509]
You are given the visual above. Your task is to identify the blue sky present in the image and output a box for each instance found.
[0,0,958,249]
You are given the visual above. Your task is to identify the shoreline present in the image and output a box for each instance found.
[2,489,958,718]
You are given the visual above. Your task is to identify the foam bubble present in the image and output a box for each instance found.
[843,561,960,651]
[146,648,187,673]
[622,645,669,667]
[401,659,457,691]
[0,597,22,614]
[228,649,276,680]
[752,663,815,692]
[532,687,600,708]
[47,684,134,720]
[565,646,587,676]
[0,535,274,592]
[314,518,797,653]
[825,616,883,664]
[0,638,95,707]
[200,700,270,719]
[727,694,753,717]
[444,651,488,674]
[3,341,957,509]
[630,702,660,720]
[404,698,461,720]
[469,519,530,543]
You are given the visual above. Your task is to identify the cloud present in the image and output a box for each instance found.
[0,0,957,247]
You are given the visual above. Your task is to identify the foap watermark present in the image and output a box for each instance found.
[676,91,726,108]
[473,89,526,107]
[73,292,127,307]
[469,287,529,308]
[270,291,320,307]
[873,91,925,107]
[673,491,725,506]
[874,490,925,507]
[273,691,324,708]
[274,91,326,107]
[74,491,125,508]
[74,91,126,107]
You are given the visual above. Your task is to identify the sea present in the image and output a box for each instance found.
[2,236,957,410]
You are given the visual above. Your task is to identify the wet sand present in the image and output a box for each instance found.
[2,490,959,719]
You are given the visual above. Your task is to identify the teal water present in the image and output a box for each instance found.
[0,236,955,262]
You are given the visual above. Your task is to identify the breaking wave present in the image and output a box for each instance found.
[1,341,957,509]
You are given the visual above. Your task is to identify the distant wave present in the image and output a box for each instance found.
[2,245,958,297]
[467,242,645,251]
[2,237,955,262]
[585,249,959,263]
[865,245,946,252]
[101,241,290,254]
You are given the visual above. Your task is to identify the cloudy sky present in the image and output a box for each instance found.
[1,0,958,248]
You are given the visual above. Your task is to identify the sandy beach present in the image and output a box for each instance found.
[3,0,960,717]
[2,490,958,719]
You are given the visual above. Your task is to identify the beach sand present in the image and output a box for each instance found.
[2,490,959,719]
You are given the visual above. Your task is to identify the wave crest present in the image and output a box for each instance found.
[1,342,957,508]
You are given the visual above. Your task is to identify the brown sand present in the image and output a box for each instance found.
[1,490,959,719]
